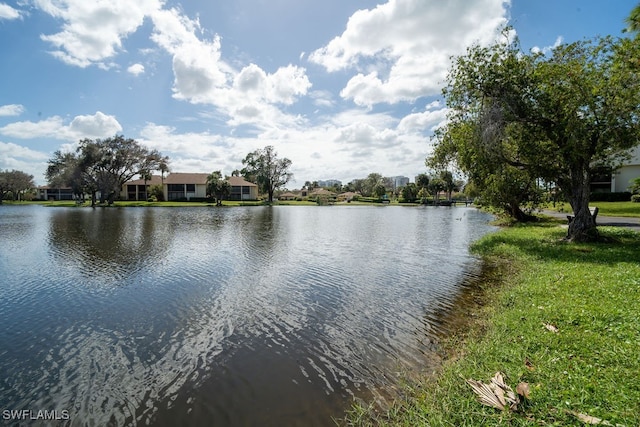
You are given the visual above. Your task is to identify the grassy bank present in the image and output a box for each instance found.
[550,201,640,218]
[349,221,640,426]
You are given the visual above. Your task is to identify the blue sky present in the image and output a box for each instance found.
[0,0,636,187]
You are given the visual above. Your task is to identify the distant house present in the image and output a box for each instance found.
[228,176,258,201]
[337,191,360,202]
[164,173,209,201]
[122,175,163,201]
[121,173,259,202]
[278,192,298,201]
[611,146,640,192]
[37,186,75,201]
[309,188,335,197]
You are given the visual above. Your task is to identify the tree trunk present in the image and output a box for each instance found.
[507,202,537,222]
[565,169,598,242]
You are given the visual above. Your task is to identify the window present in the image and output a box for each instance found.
[186,184,195,192]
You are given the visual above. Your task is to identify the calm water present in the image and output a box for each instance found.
[0,204,495,426]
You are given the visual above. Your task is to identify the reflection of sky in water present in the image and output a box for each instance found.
[0,205,495,426]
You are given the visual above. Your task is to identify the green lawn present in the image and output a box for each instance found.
[348,221,640,426]
[550,201,640,218]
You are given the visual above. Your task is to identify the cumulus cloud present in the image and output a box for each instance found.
[398,102,448,133]
[0,104,25,117]
[150,7,231,102]
[310,0,509,106]
[127,63,145,75]
[531,36,563,55]
[0,111,122,140]
[0,141,50,183]
[0,3,21,20]
[68,112,123,138]
[0,141,49,161]
[35,0,162,67]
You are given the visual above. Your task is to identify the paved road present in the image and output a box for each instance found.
[540,209,640,231]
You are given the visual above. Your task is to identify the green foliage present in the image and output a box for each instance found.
[400,183,418,202]
[46,135,167,205]
[632,194,640,203]
[206,170,230,204]
[241,146,292,203]
[149,184,164,201]
[590,191,632,202]
[429,33,640,239]
[0,169,35,202]
[630,176,640,194]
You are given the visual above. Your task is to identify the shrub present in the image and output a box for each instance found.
[590,191,632,202]
[632,194,640,203]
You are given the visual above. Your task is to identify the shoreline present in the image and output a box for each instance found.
[347,219,640,426]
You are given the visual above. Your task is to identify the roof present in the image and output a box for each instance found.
[278,192,298,198]
[310,188,335,195]
[125,175,163,186]
[227,176,258,187]
[164,173,209,185]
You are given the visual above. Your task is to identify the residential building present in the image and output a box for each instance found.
[611,145,640,192]
[227,176,259,201]
[123,175,163,201]
[121,173,259,202]
[37,186,75,201]
[164,173,209,201]
[277,192,298,201]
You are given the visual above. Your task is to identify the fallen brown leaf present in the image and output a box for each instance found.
[567,410,612,425]
[544,323,559,333]
[515,382,530,399]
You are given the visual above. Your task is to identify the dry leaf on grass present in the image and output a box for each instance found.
[515,382,530,399]
[466,372,519,411]
[567,410,613,425]
[544,323,559,333]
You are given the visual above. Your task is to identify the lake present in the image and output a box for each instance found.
[0,204,495,426]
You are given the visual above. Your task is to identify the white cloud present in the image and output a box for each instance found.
[150,7,231,102]
[127,63,145,75]
[68,112,123,138]
[310,0,510,106]
[0,112,122,140]
[0,3,21,20]
[531,36,563,55]
[0,141,49,161]
[35,0,162,67]
[0,104,25,117]
[0,142,50,184]
[398,103,448,133]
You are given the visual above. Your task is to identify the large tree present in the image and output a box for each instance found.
[241,146,292,203]
[0,170,35,202]
[430,34,640,241]
[46,135,166,206]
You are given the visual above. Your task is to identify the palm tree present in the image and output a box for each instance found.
[141,170,152,200]
[625,4,640,33]
[159,158,170,185]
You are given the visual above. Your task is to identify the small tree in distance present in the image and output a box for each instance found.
[206,171,230,205]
